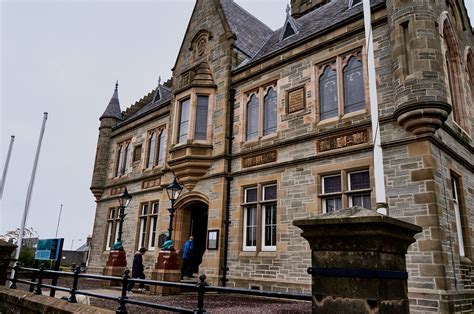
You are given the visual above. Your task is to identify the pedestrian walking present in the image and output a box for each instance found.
[127,247,147,293]
[181,236,194,279]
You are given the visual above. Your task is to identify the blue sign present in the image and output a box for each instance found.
[35,238,63,261]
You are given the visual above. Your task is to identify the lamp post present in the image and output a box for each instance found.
[113,187,132,251]
[165,177,183,244]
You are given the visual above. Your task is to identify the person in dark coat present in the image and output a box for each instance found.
[127,247,147,293]
[181,236,194,279]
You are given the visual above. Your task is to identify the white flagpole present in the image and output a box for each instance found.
[13,112,48,267]
[55,204,63,238]
[363,0,388,215]
[0,135,15,199]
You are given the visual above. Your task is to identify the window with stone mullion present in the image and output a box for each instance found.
[319,66,338,120]
[178,98,190,143]
[194,96,209,140]
[321,174,342,213]
[106,208,119,250]
[246,94,259,141]
[348,170,371,209]
[263,87,277,136]
[344,56,365,113]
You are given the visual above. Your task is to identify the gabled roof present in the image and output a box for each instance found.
[100,82,123,121]
[220,0,273,58]
[242,0,385,68]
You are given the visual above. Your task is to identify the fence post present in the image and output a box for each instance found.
[9,261,19,289]
[68,265,81,303]
[194,274,207,314]
[34,263,44,295]
[117,268,129,314]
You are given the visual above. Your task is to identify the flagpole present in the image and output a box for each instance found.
[55,204,63,238]
[363,0,388,215]
[13,112,48,271]
[0,135,15,199]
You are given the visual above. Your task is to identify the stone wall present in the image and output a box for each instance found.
[0,287,113,314]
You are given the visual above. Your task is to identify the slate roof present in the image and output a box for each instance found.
[220,0,273,58]
[245,0,386,67]
[118,84,172,126]
[100,82,123,121]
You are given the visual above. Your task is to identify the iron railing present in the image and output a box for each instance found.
[7,262,312,313]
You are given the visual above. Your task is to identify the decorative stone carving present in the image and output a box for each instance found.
[394,101,451,135]
[167,143,213,190]
[242,150,277,168]
[317,129,369,152]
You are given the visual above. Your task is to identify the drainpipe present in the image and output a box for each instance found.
[222,88,236,287]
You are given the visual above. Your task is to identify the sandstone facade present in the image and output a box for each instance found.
[88,0,473,312]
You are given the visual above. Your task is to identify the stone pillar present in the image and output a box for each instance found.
[150,250,181,295]
[0,240,17,286]
[102,250,126,286]
[293,207,422,313]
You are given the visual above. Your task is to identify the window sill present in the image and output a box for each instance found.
[259,251,277,257]
[240,251,257,257]
[316,109,368,127]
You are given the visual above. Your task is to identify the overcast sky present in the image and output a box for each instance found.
[1,0,474,250]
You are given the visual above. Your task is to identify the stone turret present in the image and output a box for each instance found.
[389,0,451,134]
[90,82,123,199]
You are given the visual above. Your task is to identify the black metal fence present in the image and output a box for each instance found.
[7,262,312,313]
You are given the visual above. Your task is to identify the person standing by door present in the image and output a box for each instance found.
[181,236,194,279]
[127,247,147,293]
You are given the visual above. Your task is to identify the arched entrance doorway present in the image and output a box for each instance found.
[180,201,208,274]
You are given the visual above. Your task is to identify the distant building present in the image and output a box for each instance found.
[88,0,473,312]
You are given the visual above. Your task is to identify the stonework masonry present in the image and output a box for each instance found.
[88,0,473,312]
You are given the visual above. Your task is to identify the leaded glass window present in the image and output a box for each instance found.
[263,87,277,136]
[246,94,259,141]
[344,56,365,113]
[319,66,338,120]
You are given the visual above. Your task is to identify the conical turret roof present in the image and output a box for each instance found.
[100,81,123,121]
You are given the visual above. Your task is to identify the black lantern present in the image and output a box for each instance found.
[113,187,132,251]
[165,177,183,245]
[166,177,183,202]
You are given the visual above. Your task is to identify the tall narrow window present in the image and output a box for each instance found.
[178,98,190,143]
[138,204,148,249]
[348,170,371,209]
[320,66,338,120]
[243,187,258,251]
[262,184,277,251]
[194,96,209,140]
[147,132,156,168]
[451,177,465,257]
[401,22,413,75]
[344,56,365,113]
[157,130,166,166]
[467,53,474,106]
[123,144,130,174]
[321,174,342,213]
[246,94,259,141]
[115,145,123,176]
[148,202,159,250]
[263,87,277,136]
[106,208,119,250]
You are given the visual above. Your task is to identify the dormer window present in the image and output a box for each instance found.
[280,5,300,41]
[349,0,362,8]
[153,89,161,102]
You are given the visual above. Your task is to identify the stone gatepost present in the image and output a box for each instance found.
[102,251,127,286]
[150,250,180,295]
[0,240,17,286]
[293,207,422,313]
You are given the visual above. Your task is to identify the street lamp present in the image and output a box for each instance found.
[113,187,132,251]
[165,177,183,244]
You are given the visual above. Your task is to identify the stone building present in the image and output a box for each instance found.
[88,0,473,312]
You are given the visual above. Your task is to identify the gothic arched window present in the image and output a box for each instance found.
[147,131,156,168]
[344,56,365,113]
[263,87,277,136]
[246,94,259,141]
[319,66,338,120]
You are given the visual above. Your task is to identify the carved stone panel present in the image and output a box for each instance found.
[242,150,277,168]
[317,129,369,152]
